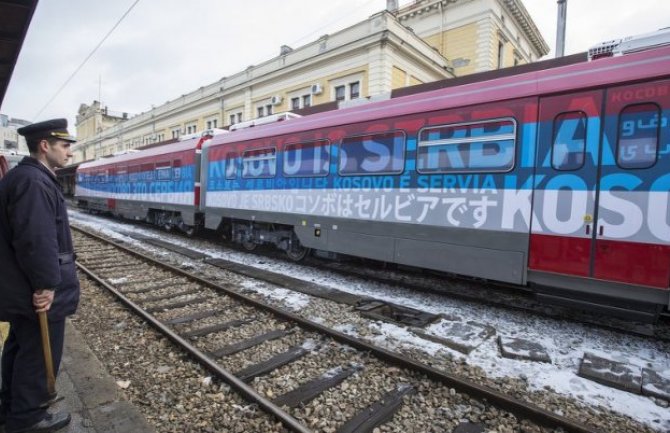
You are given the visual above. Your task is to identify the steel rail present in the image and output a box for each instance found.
[75,261,312,433]
[72,226,602,433]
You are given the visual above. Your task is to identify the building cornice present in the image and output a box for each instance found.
[397,0,549,57]
[499,0,549,56]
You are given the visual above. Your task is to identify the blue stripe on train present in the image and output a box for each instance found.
[79,165,195,195]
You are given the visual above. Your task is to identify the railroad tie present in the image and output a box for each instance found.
[273,364,363,408]
[234,344,312,382]
[336,384,415,433]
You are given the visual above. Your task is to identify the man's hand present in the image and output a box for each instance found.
[33,289,55,313]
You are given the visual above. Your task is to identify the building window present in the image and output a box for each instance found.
[335,85,346,101]
[290,94,312,110]
[350,81,360,99]
[171,128,181,139]
[266,104,273,116]
[206,119,218,129]
[497,41,505,69]
[229,112,243,125]
[257,106,265,118]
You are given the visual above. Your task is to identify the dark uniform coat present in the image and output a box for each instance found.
[0,156,80,321]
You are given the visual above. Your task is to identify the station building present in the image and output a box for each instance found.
[71,0,548,163]
[0,114,30,155]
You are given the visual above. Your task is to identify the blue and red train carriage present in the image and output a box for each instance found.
[0,153,22,179]
[76,34,670,318]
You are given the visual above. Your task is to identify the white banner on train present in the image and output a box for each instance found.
[75,188,194,206]
[205,188,670,244]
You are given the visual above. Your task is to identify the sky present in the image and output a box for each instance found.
[2,0,669,132]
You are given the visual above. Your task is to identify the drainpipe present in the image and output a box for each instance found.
[555,0,567,57]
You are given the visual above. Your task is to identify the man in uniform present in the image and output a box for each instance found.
[0,119,80,433]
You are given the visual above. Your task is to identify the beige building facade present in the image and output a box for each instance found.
[398,0,548,75]
[0,114,29,155]
[72,0,547,163]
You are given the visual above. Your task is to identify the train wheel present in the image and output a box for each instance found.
[242,240,257,251]
[286,244,309,261]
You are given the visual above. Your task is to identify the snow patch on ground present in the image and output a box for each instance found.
[70,210,670,431]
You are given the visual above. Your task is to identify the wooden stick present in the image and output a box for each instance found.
[38,311,56,396]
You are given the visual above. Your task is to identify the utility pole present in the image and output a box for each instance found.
[555,0,567,57]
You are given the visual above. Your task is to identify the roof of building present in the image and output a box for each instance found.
[0,0,38,107]
[397,0,550,57]
[500,0,550,56]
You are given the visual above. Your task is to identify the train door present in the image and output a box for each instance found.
[529,90,604,277]
[594,80,670,288]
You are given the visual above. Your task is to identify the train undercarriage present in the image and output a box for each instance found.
[223,219,309,261]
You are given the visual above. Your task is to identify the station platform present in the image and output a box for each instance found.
[0,321,154,433]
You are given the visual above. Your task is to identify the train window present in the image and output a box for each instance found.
[225,152,237,180]
[283,139,330,177]
[339,131,405,176]
[118,166,128,183]
[173,159,182,180]
[617,103,660,169]
[129,166,141,182]
[142,163,154,181]
[242,148,276,178]
[417,118,516,173]
[156,162,172,181]
[552,111,586,171]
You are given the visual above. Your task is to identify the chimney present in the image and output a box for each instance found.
[386,0,398,13]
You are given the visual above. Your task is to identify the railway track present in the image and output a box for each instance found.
[313,258,670,343]
[72,225,603,433]
[72,211,670,343]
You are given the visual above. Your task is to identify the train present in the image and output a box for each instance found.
[0,153,23,179]
[75,30,670,319]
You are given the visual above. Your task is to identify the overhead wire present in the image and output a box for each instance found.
[33,0,395,120]
[288,0,379,47]
[247,0,380,68]
[33,0,142,120]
